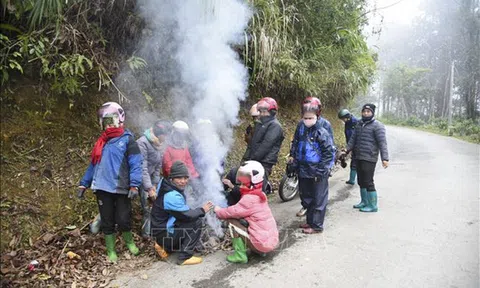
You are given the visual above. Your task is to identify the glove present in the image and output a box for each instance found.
[128,187,139,199]
[77,186,86,199]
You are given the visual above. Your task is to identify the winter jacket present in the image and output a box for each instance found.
[344,116,359,144]
[80,130,142,194]
[137,135,164,191]
[216,192,279,253]
[162,145,199,178]
[150,179,205,237]
[347,118,389,163]
[289,121,335,178]
[318,117,335,147]
[243,116,285,167]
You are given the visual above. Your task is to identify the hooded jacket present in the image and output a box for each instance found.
[243,115,285,166]
[137,135,164,191]
[289,121,335,178]
[215,186,279,253]
[80,130,142,194]
[150,179,205,237]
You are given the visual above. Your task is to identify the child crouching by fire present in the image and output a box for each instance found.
[214,161,279,263]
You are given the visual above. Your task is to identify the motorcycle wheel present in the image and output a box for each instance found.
[278,174,299,202]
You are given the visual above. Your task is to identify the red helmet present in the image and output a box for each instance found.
[302,96,322,116]
[257,97,278,112]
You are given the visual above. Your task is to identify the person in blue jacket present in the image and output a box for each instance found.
[150,161,214,265]
[77,102,142,262]
[289,99,335,233]
[338,108,359,185]
[295,96,336,217]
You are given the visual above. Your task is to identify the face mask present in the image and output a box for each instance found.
[362,115,374,122]
[236,175,251,187]
[303,116,317,128]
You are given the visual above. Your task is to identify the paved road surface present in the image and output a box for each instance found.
[113,126,479,288]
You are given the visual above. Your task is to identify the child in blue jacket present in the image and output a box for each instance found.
[78,102,143,262]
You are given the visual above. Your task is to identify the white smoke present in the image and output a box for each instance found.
[136,0,252,236]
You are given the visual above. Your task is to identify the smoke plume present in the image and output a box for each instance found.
[128,0,252,236]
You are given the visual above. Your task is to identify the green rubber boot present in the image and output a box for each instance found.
[360,191,378,212]
[353,188,368,209]
[122,231,140,256]
[227,238,248,264]
[104,234,118,263]
[346,168,357,185]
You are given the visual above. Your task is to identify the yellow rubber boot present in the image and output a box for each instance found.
[154,242,169,260]
[179,256,203,266]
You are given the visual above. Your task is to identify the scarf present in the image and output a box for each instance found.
[144,128,162,150]
[240,183,267,202]
[90,127,124,164]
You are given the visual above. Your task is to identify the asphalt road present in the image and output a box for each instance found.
[112,126,480,288]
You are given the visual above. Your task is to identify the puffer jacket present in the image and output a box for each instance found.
[137,135,164,191]
[243,116,285,166]
[289,121,335,178]
[215,191,279,253]
[80,130,142,194]
[347,118,389,163]
[151,179,205,237]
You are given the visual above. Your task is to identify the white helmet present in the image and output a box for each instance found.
[172,120,189,132]
[237,160,265,185]
[249,104,260,117]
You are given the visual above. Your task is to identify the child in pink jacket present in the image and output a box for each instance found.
[214,161,279,263]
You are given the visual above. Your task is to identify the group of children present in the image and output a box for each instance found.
[78,97,389,265]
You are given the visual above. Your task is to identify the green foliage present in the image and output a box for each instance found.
[127,56,148,71]
[382,64,432,119]
[1,31,94,95]
[245,0,376,104]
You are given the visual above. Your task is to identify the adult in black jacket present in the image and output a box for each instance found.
[222,167,241,206]
[345,104,389,213]
[150,161,213,265]
[243,97,285,193]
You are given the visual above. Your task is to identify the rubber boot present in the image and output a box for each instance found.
[179,256,203,265]
[346,168,357,185]
[360,191,378,212]
[122,231,140,256]
[104,234,118,263]
[154,242,169,260]
[353,188,368,209]
[227,237,248,264]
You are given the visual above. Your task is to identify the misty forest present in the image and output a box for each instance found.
[0,0,479,286]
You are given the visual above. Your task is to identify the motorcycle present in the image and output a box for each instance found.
[278,163,299,202]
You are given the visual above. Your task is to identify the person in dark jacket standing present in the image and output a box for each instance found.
[289,99,335,233]
[295,97,335,217]
[150,161,214,265]
[345,104,389,212]
[243,97,285,194]
[78,102,142,262]
[338,109,359,185]
[137,120,170,238]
